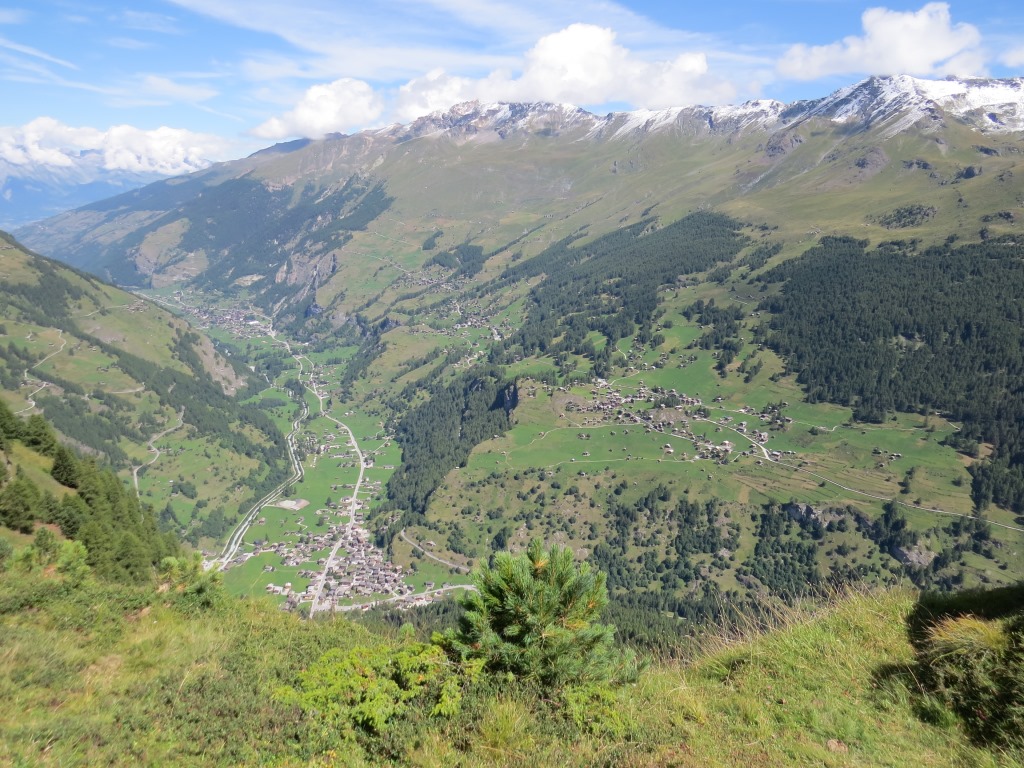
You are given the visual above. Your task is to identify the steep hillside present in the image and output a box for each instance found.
[10,75,1024,619]
[0,399,177,582]
[16,76,1024,326]
[0,233,288,543]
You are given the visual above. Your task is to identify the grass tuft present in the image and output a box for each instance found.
[925,615,1009,661]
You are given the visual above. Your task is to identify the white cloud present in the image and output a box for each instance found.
[0,117,228,174]
[395,70,476,122]
[100,125,223,173]
[253,78,384,139]
[0,34,77,69]
[777,3,984,80]
[168,0,715,85]
[1002,46,1024,68]
[393,24,735,122]
[160,2,753,131]
[496,24,733,107]
[505,24,639,104]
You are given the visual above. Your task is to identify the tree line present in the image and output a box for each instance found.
[377,367,517,545]
[482,212,749,378]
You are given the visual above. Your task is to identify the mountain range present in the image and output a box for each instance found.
[3,72,1024,768]
[15,74,1024,325]
[0,141,214,231]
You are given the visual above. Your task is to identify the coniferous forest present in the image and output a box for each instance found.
[758,236,1024,514]
[0,398,176,582]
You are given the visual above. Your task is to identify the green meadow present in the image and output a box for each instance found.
[411,276,1022,595]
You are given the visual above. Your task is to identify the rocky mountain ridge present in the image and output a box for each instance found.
[389,74,1024,143]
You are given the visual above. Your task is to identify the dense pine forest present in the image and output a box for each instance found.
[380,367,518,537]
[487,212,749,378]
[757,236,1024,515]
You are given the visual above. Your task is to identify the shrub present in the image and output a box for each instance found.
[441,539,637,689]
[0,538,12,569]
[277,637,469,761]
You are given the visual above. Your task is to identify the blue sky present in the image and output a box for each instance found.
[1,0,1022,173]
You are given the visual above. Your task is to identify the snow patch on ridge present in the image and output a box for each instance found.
[383,76,1024,147]
[610,107,686,138]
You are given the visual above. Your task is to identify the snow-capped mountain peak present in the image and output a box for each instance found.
[785,75,1024,136]
[397,100,600,141]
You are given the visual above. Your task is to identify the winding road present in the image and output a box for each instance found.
[131,408,185,492]
[303,355,368,617]
[15,330,66,415]
[209,327,470,613]
[399,529,471,573]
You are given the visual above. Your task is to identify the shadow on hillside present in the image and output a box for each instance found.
[905,582,1024,646]
[871,582,1024,750]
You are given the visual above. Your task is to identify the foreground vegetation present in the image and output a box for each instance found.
[0,399,176,582]
[1,529,1021,766]
[0,384,1019,765]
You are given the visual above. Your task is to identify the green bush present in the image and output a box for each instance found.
[0,537,12,568]
[441,539,637,689]
[277,636,470,762]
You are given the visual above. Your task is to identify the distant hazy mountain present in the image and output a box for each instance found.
[0,149,212,229]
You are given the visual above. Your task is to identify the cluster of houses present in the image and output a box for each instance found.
[168,292,273,338]
[872,447,904,468]
[543,377,798,466]
[255,507,412,608]
[299,514,412,608]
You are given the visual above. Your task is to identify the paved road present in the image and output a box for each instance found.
[211,338,309,569]
[305,357,367,617]
[15,330,66,414]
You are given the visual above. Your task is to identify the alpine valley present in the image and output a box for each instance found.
[5,71,1024,767]
[7,72,1024,629]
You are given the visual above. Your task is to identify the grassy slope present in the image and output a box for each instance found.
[0,566,1016,767]
[12,113,1024,583]
[0,237,280,537]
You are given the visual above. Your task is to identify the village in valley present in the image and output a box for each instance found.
[536,376,790,468]
[235,502,414,610]
[211,403,452,612]
[169,279,967,616]
[217,369,806,612]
